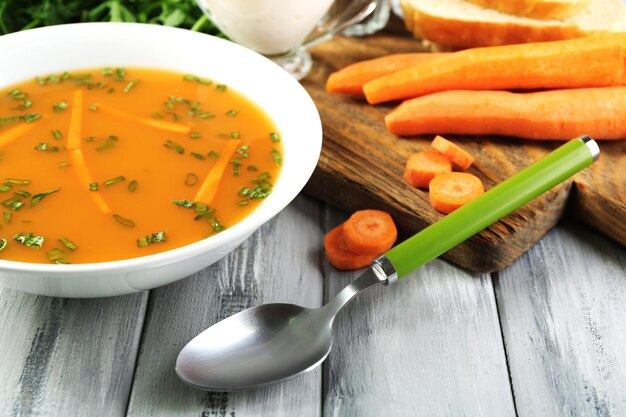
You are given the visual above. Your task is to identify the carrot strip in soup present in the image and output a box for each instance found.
[0,122,38,149]
[96,102,191,135]
[386,87,626,140]
[326,53,449,96]
[66,89,83,150]
[342,210,397,255]
[431,135,474,170]
[429,172,484,214]
[364,33,626,104]
[194,140,241,205]
[324,224,377,270]
[403,151,452,189]
[68,149,111,214]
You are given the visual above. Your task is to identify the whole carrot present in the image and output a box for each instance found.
[326,52,449,96]
[385,86,626,140]
[364,33,626,104]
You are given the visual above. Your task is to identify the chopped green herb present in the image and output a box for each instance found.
[237,199,249,206]
[190,152,206,160]
[247,165,258,172]
[230,131,240,139]
[172,199,195,208]
[208,150,219,158]
[97,82,108,89]
[15,190,30,198]
[198,112,214,119]
[107,88,115,94]
[103,176,126,187]
[113,214,136,228]
[3,212,11,223]
[88,104,98,112]
[164,140,184,154]
[58,237,78,251]
[53,101,68,112]
[128,180,138,193]
[272,148,282,167]
[137,231,166,247]
[23,113,41,123]
[185,173,198,186]
[0,115,21,123]
[13,232,44,248]
[123,80,138,93]
[51,129,63,140]
[47,247,69,264]
[58,161,70,168]
[95,135,119,152]
[236,145,249,158]
[0,239,6,251]
[226,110,238,117]
[270,132,281,143]
[83,136,96,142]
[34,143,59,152]
[2,196,24,211]
[195,202,208,213]
[102,68,113,76]
[31,188,60,207]
[114,68,126,82]
[89,182,98,191]
[4,178,30,185]
[183,74,212,84]
[152,112,164,120]
[239,172,273,200]
[0,184,11,192]
[189,131,201,139]
[216,84,227,92]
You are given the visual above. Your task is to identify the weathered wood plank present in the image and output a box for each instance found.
[496,221,626,417]
[0,290,147,417]
[126,195,325,417]
[322,205,516,417]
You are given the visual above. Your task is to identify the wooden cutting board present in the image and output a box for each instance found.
[301,17,626,272]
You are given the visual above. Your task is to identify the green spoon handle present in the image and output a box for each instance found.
[383,137,599,279]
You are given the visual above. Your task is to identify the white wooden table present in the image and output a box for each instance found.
[1,193,625,416]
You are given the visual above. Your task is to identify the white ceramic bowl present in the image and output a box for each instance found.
[0,23,322,298]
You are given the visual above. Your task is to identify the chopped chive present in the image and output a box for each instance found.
[15,190,30,198]
[0,239,6,251]
[96,81,108,89]
[0,184,11,192]
[236,145,250,158]
[58,237,78,251]
[216,84,227,92]
[230,131,240,139]
[103,176,126,187]
[35,143,59,152]
[272,148,282,167]
[164,140,184,154]
[123,80,138,93]
[183,74,197,81]
[88,105,97,112]
[189,131,201,139]
[51,129,63,140]
[4,178,30,185]
[247,165,258,172]
[102,68,113,76]
[83,136,96,142]
[152,112,164,119]
[195,202,208,213]
[172,199,195,208]
[198,112,214,119]
[226,110,238,117]
[107,88,115,94]
[190,152,206,160]
[96,135,119,152]
[3,212,11,223]
[237,199,249,206]
[185,173,198,186]
[31,188,60,207]
[47,247,69,264]
[137,231,166,247]
[270,132,281,143]
[53,101,68,112]
[128,180,138,193]
[13,232,44,248]
[58,161,70,168]
[113,214,136,228]
[208,150,219,158]
[23,113,41,123]
[89,182,98,191]
[114,68,126,81]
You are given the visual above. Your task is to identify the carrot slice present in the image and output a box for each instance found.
[66,89,83,151]
[429,172,484,214]
[0,122,37,149]
[403,151,452,189]
[194,140,241,205]
[68,149,111,214]
[342,210,397,255]
[324,224,377,270]
[364,33,626,104]
[96,102,191,135]
[326,53,448,96]
[385,87,626,140]
[431,135,474,170]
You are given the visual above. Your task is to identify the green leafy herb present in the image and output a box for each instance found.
[95,135,119,152]
[47,247,69,264]
[89,182,98,191]
[113,214,135,228]
[226,110,238,117]
[2,195,24,211]
[51,129,63,140]
[13,232,44,248]
[35,143,60,152]
[137,231,166,247]
[164,140,184,154]
[58,237,78,251]
[15,190,30,198]
[183,74,212,84]
[247,165,258,172]
[53,101,68,112]
[237,199,249,206]
[230,131,240,139]
[272,148,282,167]
[123,80,138,93]
[216,84,227,92]
[0,239,6,251]
[31,188,60,207]
[238,172,273,200]
[208,150,219,158]
[0,184,11,193]
[270,132,281,143]
[4,178,30,185]
[236,145,249,158]
[22,113,41,123]
[189,131,201,139]
[103,176,126,187]
[3,211,11,223]
[88,104,98,112]
[190,152,206,160]
[172,199,195,208]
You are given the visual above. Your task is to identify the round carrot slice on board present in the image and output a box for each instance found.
[431,135,474,170]
[324,224,377,270]
[429,172,484,214]
[342,210,397,255]
[403,151,452,189]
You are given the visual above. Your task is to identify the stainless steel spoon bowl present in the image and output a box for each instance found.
[176,137,599,391]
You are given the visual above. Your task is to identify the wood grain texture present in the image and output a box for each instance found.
[301,16,626,272]
[126,195,325,417]
[322,205,516,417]
[495,222,626,417]
[0,290,147,417]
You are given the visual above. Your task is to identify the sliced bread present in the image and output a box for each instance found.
[465,0,590,20]
[400,0,626,47]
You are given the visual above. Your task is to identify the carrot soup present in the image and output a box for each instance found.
[0,68,282,264]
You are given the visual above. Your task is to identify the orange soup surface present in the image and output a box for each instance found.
[0,68,282,264]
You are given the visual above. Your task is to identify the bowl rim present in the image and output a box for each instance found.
[0,22,322,274]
